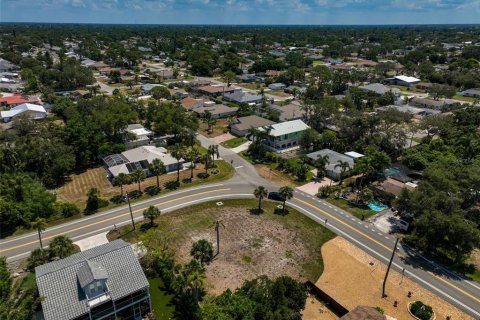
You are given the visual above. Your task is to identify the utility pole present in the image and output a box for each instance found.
[126,192,135,230]
[382,237,399,298]
[214,220,225,256]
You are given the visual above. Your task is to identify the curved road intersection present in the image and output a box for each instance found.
[1,136,479,318]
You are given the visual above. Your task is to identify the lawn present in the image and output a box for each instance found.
[453,95,477,103]
[221,136,247,148]
[324,195,376,220]
[237,83,263,91]
[198,118,230,137]
[149,277,175,319]
[109,199,335,284]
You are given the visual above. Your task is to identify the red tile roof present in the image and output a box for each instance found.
[0,95,29,105]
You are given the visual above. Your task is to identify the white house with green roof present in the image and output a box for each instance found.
[261,119,310,152]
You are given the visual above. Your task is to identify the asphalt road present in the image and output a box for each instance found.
[1,135,479,318]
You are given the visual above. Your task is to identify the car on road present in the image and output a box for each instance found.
[268,191,285,202]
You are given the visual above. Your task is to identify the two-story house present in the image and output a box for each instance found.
[262,119,310,152]
[35,240,151,320]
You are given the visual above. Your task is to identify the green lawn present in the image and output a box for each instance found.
[221,137,247,149]
[109,199,335,281]
[325,196,376,220]
[149,278,176,319]
[453,95,477,103]
[467,268,480,283]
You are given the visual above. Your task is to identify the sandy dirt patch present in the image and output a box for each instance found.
[175,207,317,296]
[302,294,338,320]
[297,178,336,196]
[255,164,298,187]
[198,118,230,137]
[212,133,235,144]
[316,237,473,320]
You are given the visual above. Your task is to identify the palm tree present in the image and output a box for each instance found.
[130,169,146,192]
[31,218,47,249]
[49,235,75,259]
[314,155,330,180]
[202,153,210,175]
[203,111,216,134]
[278,186,294,215]
[112,172,131,195]
[149,158,166,187]
[208,144,220,168]
[187,147,200,180]
[334,160,351,185]
[187,271,205,302]
[143,205,161,226]
[171,143,185,182]
[254,186,268,213]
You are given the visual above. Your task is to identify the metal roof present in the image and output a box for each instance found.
[36,240,148,320]
[265,119,310,137]
[77,260,108,289]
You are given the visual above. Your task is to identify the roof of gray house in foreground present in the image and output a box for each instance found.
[77,260,109,288]
[306,149,354,172]
[36,240,148,320]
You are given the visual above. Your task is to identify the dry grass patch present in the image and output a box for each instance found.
[198,118,230,137]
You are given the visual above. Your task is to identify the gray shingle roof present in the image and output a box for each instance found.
[77,260,108,289]
[36,240,149,320]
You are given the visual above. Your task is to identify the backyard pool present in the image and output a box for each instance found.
[368,201,389,212]
[384,166,401,177]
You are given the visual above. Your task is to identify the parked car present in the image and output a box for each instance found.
[268,192,285,202]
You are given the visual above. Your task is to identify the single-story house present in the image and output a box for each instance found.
[223,91,262,105]
[265,70,283,77]
[196,85,238,96]
[180,97,210,111]
[168,88,189,100]
[306,149,355,180]
[192,103,238,119]
[268,83,287,91]
[408,97,461,111]
[103,145,184,178]
[262,119,310,153]
[124,124,153,149]
[359,83,401,97]
[0,95,41,107]
[239,74,264,83]
[268,103,305,122]
[383,75,420,87]
[230,115,276,137]
[416,82,433,90]
[376,104,441,118]
[35,240,150,320]
[141,84,165,95]
[156,69,175,79]
[1,103,47,122]
[460,88,480,98]
[0,58,19,72]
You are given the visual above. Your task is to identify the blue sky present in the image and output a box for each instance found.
[2,0,480,25]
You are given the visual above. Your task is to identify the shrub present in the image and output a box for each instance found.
[410,301,433,320]
[60,203,80,218]
[145,185,161,196]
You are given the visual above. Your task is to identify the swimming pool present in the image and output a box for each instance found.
[368,201,389,212]
[384,166,401,177]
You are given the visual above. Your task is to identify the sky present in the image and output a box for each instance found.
[1,0,480,25]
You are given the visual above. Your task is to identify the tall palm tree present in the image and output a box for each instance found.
[49,235,75,259]
[130,169,146,192]
[187,147,200,180]
[112,172,131,195]
[203,110,216,134]
[202,153,210,175]
[254,186,268,213]
[31,218,47,249]
[278,186,294,215]
[334,160,351,185]
[149,158,166,187]
[187,271,205,302]
[171,143,185,182]
[208,144,220,168]
[314,155,330,180]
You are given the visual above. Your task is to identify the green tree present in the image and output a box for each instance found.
[314,155,330,180]
[359,187,374,204]
[31,218,47,249]
[49,235,75,259]
[278,186,294,215]
[143,205,161,226]
[203,110,217,135]
[112,172,132,195]
[85,187,101,213]
[222,70,237,87]
[334,160,351,185]
[149,158,166,187]
[187,147,200,180]
[171,144,185,182]
[254,186,268,213]
[26,248,50,271]
[208,144,220,169]
[150,86,171,100]
[130,169,146,192]
[0,257,11,302]
[190,239,214,265]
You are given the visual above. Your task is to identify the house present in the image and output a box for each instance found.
[0,95,41,107]
[376,105,441,118]
[125,124,153,149]
[408,97,461,111]
[268,83,287,90]
[35,240,150,320]
[416,82,433,91]
[1,103,47,122]
[230,115,276,137]
[168,88,189,100]
[265,70,283,77]
[460,88,480,98]
[103,145,184,178]
[156,69,175,80]
[344,151,364,160]
[191,102,238,119]
[268,103,305,121]
[0,58,19,72]
[223,91,262,105]
[383,75,420,87]
[196,85,238,96]
[358,83,401,97]
[181,97,210,111]
[239,74,264,83]
[340,306,386,320]
[262,119,310,152]
[142,83,165,95]
[306,149,355,180]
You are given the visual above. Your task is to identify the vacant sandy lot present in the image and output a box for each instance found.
[314,237,473,320]
[171,202,333,296]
